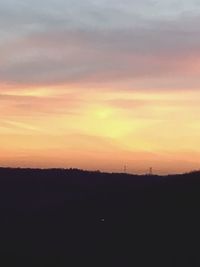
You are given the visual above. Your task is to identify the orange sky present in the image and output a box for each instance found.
[1,84,200,174]
[1,0,200,174]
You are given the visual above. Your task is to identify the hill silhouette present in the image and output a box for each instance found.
[0,167,200,266]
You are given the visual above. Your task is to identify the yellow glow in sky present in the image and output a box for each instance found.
[1,84,200,174]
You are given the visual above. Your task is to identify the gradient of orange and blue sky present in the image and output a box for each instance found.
[1,0,200,174]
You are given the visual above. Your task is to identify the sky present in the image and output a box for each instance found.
[1,0,200,174]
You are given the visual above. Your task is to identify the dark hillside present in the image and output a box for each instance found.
[0,168,199,266]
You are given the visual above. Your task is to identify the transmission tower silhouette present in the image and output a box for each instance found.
[124,165,127,173]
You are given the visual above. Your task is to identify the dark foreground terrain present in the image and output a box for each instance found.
[0,168,200,266]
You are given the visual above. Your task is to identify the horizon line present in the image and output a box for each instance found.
[0,166,199,177]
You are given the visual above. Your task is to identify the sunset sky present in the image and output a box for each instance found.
[1,0,200,174]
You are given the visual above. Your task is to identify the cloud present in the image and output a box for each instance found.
[0,26,200,86]
[0,0,200,86]
[0,88,85,118]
